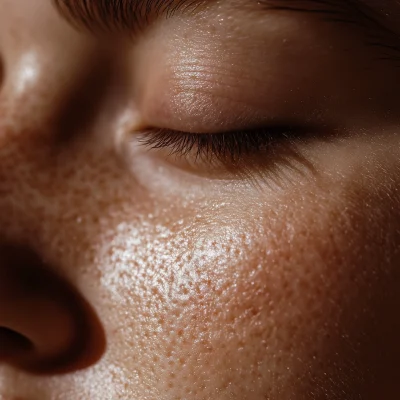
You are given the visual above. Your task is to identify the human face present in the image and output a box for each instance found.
[0,0,399,399]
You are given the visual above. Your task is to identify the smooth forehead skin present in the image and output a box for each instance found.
[0,0,400,399]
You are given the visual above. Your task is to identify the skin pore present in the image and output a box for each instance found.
[0,0,399,398]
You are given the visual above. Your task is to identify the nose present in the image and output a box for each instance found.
[0,0,112,133]
[0,1,106,374]
[0,243,104,374]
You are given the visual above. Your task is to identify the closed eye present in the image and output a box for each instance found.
[135,126,321,182]
[138,127,306,164]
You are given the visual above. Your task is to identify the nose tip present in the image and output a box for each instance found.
[0,242,105,374]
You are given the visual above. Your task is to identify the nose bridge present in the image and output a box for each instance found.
[0,0,98,130]
[0,0,106,243]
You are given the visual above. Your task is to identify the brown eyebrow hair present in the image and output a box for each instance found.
[54,0,367,31]
[53,0,400,65]
[53,0,209,32]
[53,0,390,32]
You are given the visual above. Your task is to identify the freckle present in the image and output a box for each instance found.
[158,318,165,328]
[181,286,189,295]
[178,357,186,366]
[151,287,159,295]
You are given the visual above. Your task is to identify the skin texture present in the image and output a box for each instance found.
[0,0,400,399]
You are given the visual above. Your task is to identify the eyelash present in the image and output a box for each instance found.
[137,127,305,168]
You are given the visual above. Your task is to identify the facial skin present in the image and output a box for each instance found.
[0,0,399,398]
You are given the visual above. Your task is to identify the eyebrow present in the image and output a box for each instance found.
[53,0,209,32]
[53,0,400,51]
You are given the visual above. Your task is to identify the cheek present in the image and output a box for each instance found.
[4,133,398,398]
[132,179,400,399]
[50,149,397,399]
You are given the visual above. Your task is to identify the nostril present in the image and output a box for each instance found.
[0,242,106,374]
[0,327,33,359]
